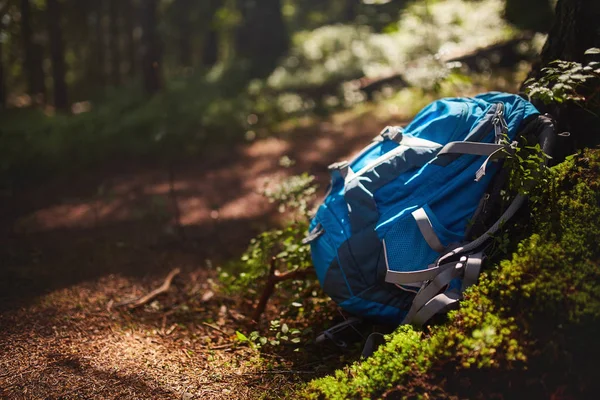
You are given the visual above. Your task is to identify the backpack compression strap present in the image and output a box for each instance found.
[399,252,484,326]
[399,114,558,327]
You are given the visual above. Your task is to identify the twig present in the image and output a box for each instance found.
[241,370,317,375]
[252,258,314,322]
[112,268,181,310]
[202,322,228,336]
[209,343,234,350]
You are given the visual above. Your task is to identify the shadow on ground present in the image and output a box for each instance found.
[0,110,405,311]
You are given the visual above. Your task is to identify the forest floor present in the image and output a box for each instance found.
[0,104,407,399]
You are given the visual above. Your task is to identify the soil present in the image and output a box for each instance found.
[0,108,406,399]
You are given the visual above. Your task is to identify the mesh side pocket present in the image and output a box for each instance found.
[383,217,439,274]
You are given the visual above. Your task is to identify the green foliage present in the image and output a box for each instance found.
[220,169,317,291]
[269,0,516,94]
[236,320,306,350]
[220,170,326,350]
[303,150,600,398]
[262,171,317,215]
[525,51,600,109]
[504,138,551,197]
[0,73,275,188]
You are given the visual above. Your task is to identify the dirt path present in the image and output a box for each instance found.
[0,107,405,399]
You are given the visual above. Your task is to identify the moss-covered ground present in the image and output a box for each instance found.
[305,149,600,399]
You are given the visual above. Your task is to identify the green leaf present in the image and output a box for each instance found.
[281,323,289,334]
[584,48,600,55]
[235,331,248,342]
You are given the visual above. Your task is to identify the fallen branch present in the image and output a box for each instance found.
[252,258,314,323]
[111,268,181,310]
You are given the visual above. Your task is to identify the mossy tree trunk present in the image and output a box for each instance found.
[528,0,600,153]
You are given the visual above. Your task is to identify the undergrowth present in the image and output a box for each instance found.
[303,149,600,399]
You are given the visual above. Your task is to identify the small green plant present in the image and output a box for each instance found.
[235,320,305,350]
[525,47,600,112]
[504,138,551,198]
[220,165,329,347]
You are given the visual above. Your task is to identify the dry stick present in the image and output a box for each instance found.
[112,268,181,310]
[252,258,314,322]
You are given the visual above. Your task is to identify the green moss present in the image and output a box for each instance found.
[304,149,600,399]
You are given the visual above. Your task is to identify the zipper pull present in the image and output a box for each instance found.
[481,193,490,215]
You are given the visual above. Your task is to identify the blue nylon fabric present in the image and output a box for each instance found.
[339,295,407,323]
[309,92,540,324]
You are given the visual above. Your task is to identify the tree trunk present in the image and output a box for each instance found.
[176,0,192,67]
[236,0,288,79]
[21,0,45,101]
[93,1,106,87]
[344,0,361,22]
[124,0,137,78]
[528,0,600,153]
[0,36,5,110]
[504,0,554,33]
[109,0,121,86]
[202,28,218,68]
[47,0,68,111]
[202,0,220,68]
[140,0,161,95]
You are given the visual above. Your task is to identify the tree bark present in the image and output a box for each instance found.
[236,0,288,79]
[140,0,161,95]
[504,0,554,33]
[21,0,45,101]
[46,0,68,111]
[528,0,600,153]
[108,0,121,86]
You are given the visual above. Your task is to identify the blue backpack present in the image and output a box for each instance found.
[305,92,556,327]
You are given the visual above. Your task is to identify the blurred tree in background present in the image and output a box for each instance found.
[0,0,595,191]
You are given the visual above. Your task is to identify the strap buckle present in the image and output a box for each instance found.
[380,126,403,142]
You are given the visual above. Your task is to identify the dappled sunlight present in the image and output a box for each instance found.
[1,0,590,397]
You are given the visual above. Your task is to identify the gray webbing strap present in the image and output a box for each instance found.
[438,194,527,264]
[475,141,518,182]
[385,265,444,285]
[462,252,484,290]
[401,260,466,325]
[436,141,505,158]
[411,208,445,252]
[412,291,461,327]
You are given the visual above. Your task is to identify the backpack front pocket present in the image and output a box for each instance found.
[378,204,464,289]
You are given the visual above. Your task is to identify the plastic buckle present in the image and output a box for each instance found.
[380,126,403,142]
